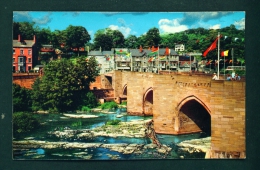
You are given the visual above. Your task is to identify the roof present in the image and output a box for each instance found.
[13,40,35,48]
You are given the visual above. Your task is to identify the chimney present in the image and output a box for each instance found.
[33,35,36,43]
[18,34,20,42]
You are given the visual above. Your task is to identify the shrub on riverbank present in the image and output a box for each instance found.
[106,119,121,125]
[13,112,41,133]
[81,106,91,112]
[100,101,118,110]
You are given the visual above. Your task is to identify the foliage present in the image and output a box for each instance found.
[106,119,121,125]
[81,91,99,109]
[144,27,161,47]
[71,120,82,127]
[81,106,91,111]
[121,101,127,105]
[65,25,91,55]
[100,101,118,110]
[13,112,40,133]
[13,83,32,112]
[13,22,35,40]
[31,57,99,112]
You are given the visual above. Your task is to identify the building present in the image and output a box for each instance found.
[175,44,185,52]
[114,48,131,71]
[89,47,197,74]
[88,50,114,74]
[13,35,36,72]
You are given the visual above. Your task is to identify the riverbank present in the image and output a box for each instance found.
[13,118,210,159]
[176,137,211,158]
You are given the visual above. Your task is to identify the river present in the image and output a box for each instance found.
[13,108,209,160]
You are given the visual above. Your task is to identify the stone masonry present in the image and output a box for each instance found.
[113,70,245,158]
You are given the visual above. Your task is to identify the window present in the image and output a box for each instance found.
[28,58,31,63]
[20,49,24,55]
[13,58,15,63]
[13,49,15,54]
[28,66,31,71]
[28,50,32,55]
[19,58,23,62]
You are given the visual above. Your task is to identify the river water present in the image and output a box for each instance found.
[13,108,209,160]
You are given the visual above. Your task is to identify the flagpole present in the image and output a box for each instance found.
[224,56,225,80]
[217,32,220,79]
[158,46,160,74]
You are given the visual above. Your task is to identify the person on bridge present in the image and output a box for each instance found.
[226,74,232,81]
[235,74,241,80]
[212,73,219,80]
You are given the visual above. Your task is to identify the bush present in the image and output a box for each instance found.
[101,101,118,110]
[121,101,127,105]
[81,106,91,111]
[13,112,40,133]
[106,119,121,125]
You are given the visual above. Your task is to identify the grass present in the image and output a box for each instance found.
[100,101,118,110]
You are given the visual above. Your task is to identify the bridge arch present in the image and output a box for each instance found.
[143,87,153,116]
[175,95,211,135]
[122,84,127,96]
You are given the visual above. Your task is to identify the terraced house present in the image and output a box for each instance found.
[13,35,37,72]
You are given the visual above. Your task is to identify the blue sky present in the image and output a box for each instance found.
[13,11,245,40]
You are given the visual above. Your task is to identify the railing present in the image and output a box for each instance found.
[226,66,246,70]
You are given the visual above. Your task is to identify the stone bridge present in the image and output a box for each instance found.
[112,70,245,158]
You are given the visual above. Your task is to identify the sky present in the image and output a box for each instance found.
[13,11,245,41]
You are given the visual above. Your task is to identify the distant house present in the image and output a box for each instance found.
[175,44,185,52]
[13,35,37,72]
[88,50,114,74]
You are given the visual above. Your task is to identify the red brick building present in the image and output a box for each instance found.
[13,35,36,72]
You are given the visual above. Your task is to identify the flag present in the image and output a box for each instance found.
[139,45,143,53]
[115,49,129,55]
[202,35,222,57]
[148,57,154,62]
[165,47,170,55]
[221,50,229,57]
[160,56,166,60]
[148,46,159,56]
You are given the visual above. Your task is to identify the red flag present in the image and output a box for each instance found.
[165,47,170,55]
[202,35,222,57]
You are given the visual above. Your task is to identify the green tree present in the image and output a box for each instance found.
[93,33,113,51]
[124,35,138,48]
[13,112,40,133]
[13,83,32,112]
[145,27,161,47]
[13,22,35,40]
[31,56,99,112]
[65,25,91,56]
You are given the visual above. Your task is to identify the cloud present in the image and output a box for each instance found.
[108,25,131,37]
[209,24,221,30]
[13,11,32,22]
[158,19,188,33]
[13,11,52,25]
[234,18,245,30]
[32,12,52,25]
[180,12,233,25]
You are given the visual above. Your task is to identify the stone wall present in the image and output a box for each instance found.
[113,71,245,158]
[13,74,39,89]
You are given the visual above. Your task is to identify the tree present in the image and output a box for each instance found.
[13,22,35,40]
[13,83,32,112]
[65,25,91,55]
[31,56,99,112]
[93,33,113,51]
[145,27,161,47]
[124,35,138,48]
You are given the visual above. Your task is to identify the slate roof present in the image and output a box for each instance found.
[13,40,35,48]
